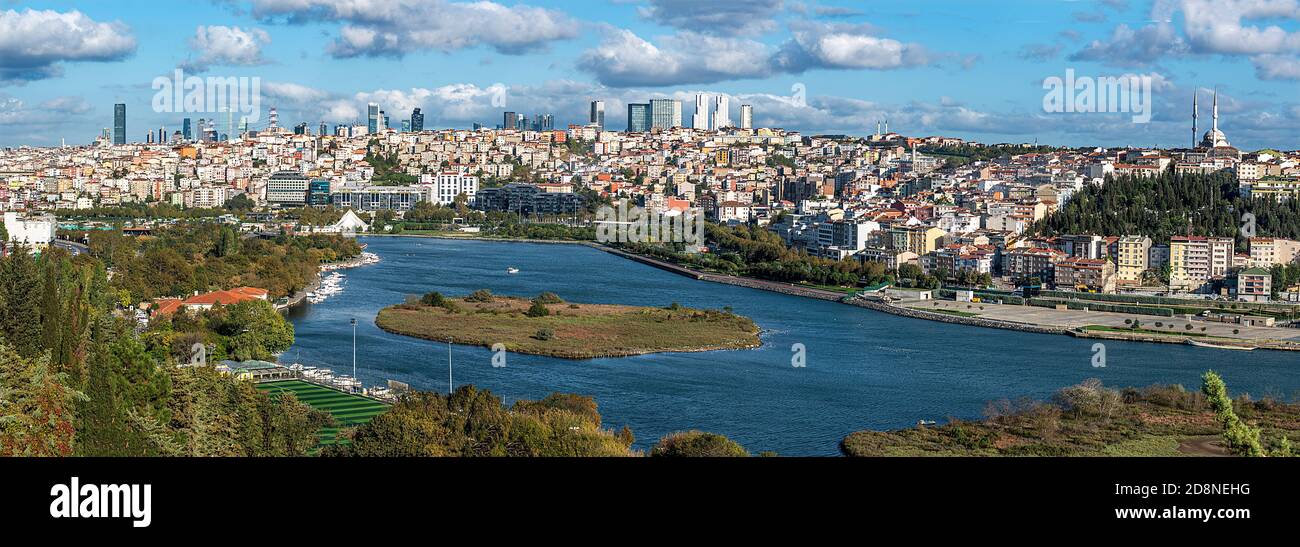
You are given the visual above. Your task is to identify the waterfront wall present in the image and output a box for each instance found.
[843,297,1070,336]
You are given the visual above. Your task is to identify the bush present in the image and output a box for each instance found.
[534,328,554,341]
[650,431,749,457]
[526,300,551,318]
[534,292,564,304]
[466,289,494,302]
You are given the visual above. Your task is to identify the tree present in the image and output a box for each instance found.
[0,344,84,456]
[526,300,551,318]
[215,300,295,361]
[1201,371,1264,457]
[0,243,44,357]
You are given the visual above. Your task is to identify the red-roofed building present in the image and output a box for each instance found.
[152,287,269,317]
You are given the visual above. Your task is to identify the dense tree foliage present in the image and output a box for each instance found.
[86,223,361,302]
[1033,171,1300,246]
[0,238,331,457]
[324,387,635,457]
[623,223,893,288]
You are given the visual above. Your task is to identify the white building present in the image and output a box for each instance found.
[740,104,753,130]
[422,172,480,206]
[3,212,56,251]
[692,94,710,131]
[712,95,732,131]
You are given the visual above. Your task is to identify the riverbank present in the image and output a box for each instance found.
[374,294,762,359]
[840,378,1300,457]
[280,251,381,311]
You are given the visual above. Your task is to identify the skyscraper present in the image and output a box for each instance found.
[182,118,192,141]
[650,98,682,130]
[504,112,518,131]
[367,103,380,134]
[411,108,424,132]
[740,104,753,130]
[711,95,731,131]
[590,101,605,130]
[627,103,650,132]
[113,104,126,145]
[693,94,710,130]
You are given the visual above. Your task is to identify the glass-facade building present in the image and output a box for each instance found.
[627,103,650,132]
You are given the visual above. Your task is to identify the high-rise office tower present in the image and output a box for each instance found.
[627,103,650,132]
[740,104,753,130]
[411,108,424,132]
[650,98,682,130]
[320,122,329,136]
[711,95,731,131]
[590,101,606,130]
[182,118,192,141]
[367,103,380,134]
[503,112,518,131]
[693,94,710,130]
[113,104,126,145]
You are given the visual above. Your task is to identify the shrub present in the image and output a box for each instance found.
[534,328,554,341]
[534,292,564,304]
[526,300,551,318]
[650,431,748,457]
[466,289,494,302]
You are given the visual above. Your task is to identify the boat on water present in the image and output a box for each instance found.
[1185,339,1256,351]
[507,267,520,275]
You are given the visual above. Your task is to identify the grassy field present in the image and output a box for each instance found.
[257,380,390,448]
[840,381,1300,457]
[375,295,762,359]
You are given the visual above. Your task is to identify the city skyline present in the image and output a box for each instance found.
[1,1,1300,149]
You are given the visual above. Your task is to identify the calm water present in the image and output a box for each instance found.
[286,236,1300,456]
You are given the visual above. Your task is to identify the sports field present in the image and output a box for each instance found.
[257,380,390,449]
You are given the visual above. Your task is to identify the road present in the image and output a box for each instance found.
[53,239,90,255]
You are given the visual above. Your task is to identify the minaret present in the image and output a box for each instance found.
[876,121,881,138]
[1212,88,1219,135]
[1191,92,1198,149]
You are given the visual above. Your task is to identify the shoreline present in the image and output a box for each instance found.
[352,232,1299,352]
[279,251,381,311]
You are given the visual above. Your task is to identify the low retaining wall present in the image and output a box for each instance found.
[844,298,1069,336]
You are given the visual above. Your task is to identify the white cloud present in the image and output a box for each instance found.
[578,29,773,87]
[579,23,936,88]
[0,9,137,84]
[1252,54,1300,80]
[1180,0,1300,55]
[245,0,579,57]
[182,26,272,72]
[773,21,933,72]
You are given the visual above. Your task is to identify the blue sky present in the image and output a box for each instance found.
[1,0,1298,149]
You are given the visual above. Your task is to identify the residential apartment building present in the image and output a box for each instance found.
[1169,236,1234,292]
[1054,258,1117,293]
[889,225,947,256]
[1249,237,1300,267]
[1115,235,1152,285]
[1004,247,1065,284]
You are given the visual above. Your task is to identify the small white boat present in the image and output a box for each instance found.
[1185,339,1255,351]
[507,267,520,275]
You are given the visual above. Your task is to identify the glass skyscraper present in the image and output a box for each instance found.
[113,104,126,145]
[627,103,650,132]
[650,98,681,130]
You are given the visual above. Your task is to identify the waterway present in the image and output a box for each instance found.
[286,236,1300,455]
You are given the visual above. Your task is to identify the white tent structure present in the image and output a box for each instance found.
[319,210,370,235]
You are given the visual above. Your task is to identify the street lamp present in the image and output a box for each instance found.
[350,318,358,393]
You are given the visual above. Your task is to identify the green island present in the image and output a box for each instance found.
[374,290,761,359]
[841,373,1300,457]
